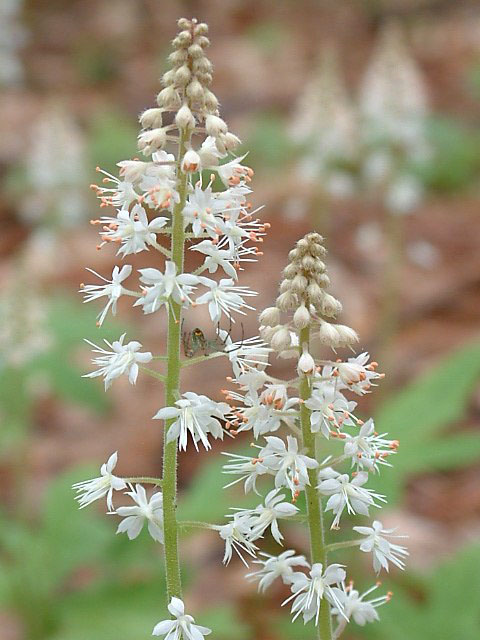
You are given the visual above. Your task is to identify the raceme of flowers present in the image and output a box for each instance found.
[73,17,406,640]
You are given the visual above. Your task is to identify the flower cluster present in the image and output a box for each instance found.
[213,232,406,636]
[74,17,268,639]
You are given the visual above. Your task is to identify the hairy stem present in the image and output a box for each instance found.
[299,326,333,640]
[162,128,189,601]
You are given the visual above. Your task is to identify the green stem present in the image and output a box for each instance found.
[326,539,361,552]
[299,326,333,640]
[162,127,189,601]
[141,367,166,382]
[124,476,163,486]
[180,351,226,368]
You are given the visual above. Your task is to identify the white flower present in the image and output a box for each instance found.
[246,550,310,592]
[92,167,139,209]
[343,419,398,471]
[114,484,164,543]
[215,154,252,187]
[213,513,259,566]
[317,468,386,529]
[81,264,132,326]
[153,392,230,451]
[282,563,346,625]
[330,582,391,627]
[220,332,270,382]
[228,389,297,439]
[84,333,153,389]
[221,451,269,494]
[306,383,357,439]
[183,185,224,237]
[97,204,168,256]
[72,451,126,510]
[259,436,318,498]
[135,262,199,314]
[190,239,238,279]
[353,520,408,573]
[324,352,383,395]
[236,488,299,544]
[196,277,256,323]
[152,597,211,639]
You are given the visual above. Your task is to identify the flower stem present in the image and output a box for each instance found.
[162,127,189,601]
[299,326,333,640]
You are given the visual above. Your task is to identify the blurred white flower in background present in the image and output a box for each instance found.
[0,0,27,86]
[20,102,88,228]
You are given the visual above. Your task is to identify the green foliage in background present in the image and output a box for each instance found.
[87,109,137,177]
[370,340,480,504]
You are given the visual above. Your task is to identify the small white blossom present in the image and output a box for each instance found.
[353,520,408,573]
[114,484,164,543]
[183,185,224,237]
[213,513,259,566]
[196,277,256,323]
[152,597,211,639]
[221,451,269,494]
[97,204,168,256]
[190,239,238,279]
[246,550,310,592]
[259,436,318,498]
[81,265,132,326]
[283,563,347,625]
[228,390,297,439]
[323,352,383,395]
[72,451,126,510]
[84,334,153,390]
[135,262,199,314]
[235,488,299,545]
[153,392,230,451]
[331,582,391,628]
[343,419,398,471]
[317,468,386,529]
[306,383,357,439]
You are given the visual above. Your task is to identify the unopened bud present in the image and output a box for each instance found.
[318,321,340,346]
[276,291,296,311]
[270,326,292,351]
[293,305,310,329]
[321,293,342,318]
[157,87,181,109]
[205,114,228,136]
[138,128,167,154]
[139,108,163,129]
[204,89,219,112]
[297,349,315,376]
[175,104,195,129]
[223,132,241,151]
[181,148,201,173]
[334,324,359,346]
[259,306,280,327]
[186,78,205,101]
[175,64,191,86]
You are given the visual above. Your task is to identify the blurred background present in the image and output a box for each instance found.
[1,0,480,638]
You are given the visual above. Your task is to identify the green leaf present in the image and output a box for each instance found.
[371,341,480,503]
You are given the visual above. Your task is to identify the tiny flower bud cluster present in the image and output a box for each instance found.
[214,233,406,637]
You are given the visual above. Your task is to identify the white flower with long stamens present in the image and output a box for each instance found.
[84,333,153,390]
[81,265,132,326]
[221,451,269,494]
[153,392,230,451]
[246,550,310,592]
[215,154,252,187]
[317,468,386,529]
[213,513,259,566]
[72,451,126,510]
[283,563,347,625]
[228,389,297,439]
[330,582,392,627]
[134,262,199,314]
[97,204,168,256]
[196,277,256,323]
[236,488,299,545]
[306,383,357,439]
[92,168,139,209]
[183,184,224,237]
[152,597,211,639]
[113,484,164,543]
[343,419,398,472]
[220,331,271,381]
[190,239,238,279]
[323,352,383,396]
[353,520,408,573]
[259,435,318,498]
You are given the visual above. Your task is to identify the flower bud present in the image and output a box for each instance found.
[175,64,191,86]
[318,321,340,346]
[293,305,310,329]
[259,306,280,326]
[321,293,342,318]
[181,149,201,173]
[276,291,296,311]
[334,324,359,346]
[270,326,291,351]
[297,349,315,376]
[139,108,163,129]
[205,114,228,136]
[204,89,219,112]
[306,282,323,303]
[290,274,308,294]
[283,264,297,279]
[162,69,176,86]
[175,104,195,129]
[188,43,204,58]
[157,87,181,109]
[186,78,205,101]
[223,132,241,151]
[138,128,167,154]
